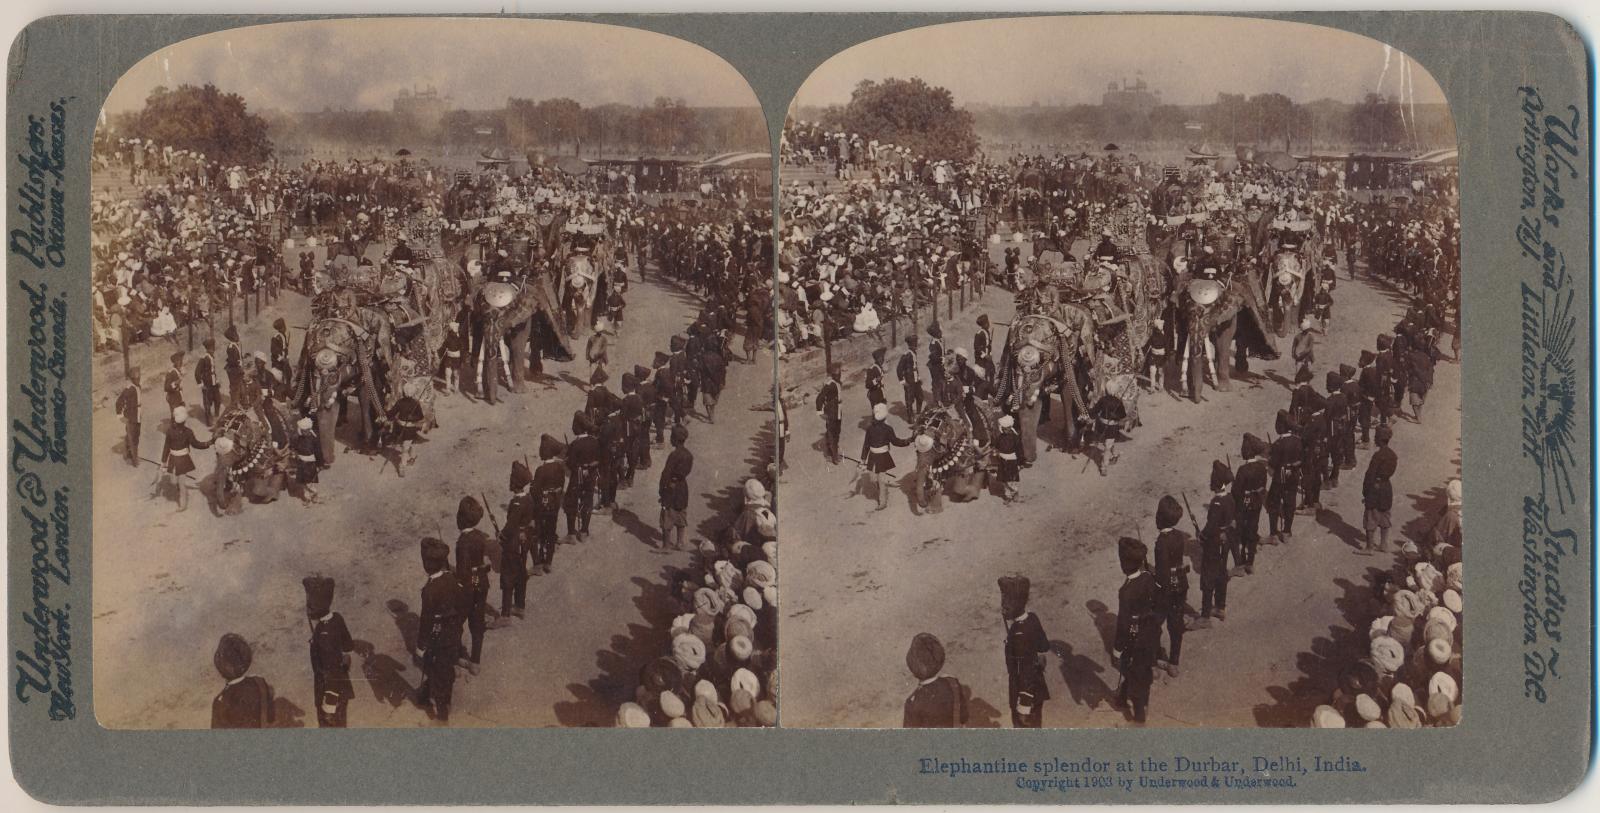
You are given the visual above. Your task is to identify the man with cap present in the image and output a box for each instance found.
[414,537,464,724]
[1324,371,1352,489]
[564,411,601,544]
[903,633,968,728]
[1197,461,1236,625]
[859,402,911,511]
[1355,350,1380,446]
[658,424,694,551]
[500,461,534,619]
[303,575,354,727]
[926,322,948,408]
[650,351,673,444]
[164,351,188,421]
[157,406,212,511]
[211,633,277,728]
[897,336,925,418]
[223,324,244,408]
[1299,390,1329,513]
[1113,537,1160,724]
[994,414,1021,502]
[1231,433,1269,575]
[814,364,844,465]
[667,334,691,424]
[194,340,222,425]
[596,400,628,512]
[385,391,425,477]
[629,365,655,473]
[1267,411,1304,544]
[973,314,995,382]
[618,371,643,485]
[531,434,568,574]
[453,496,492,672]
[270,318,292,399]
[1407,336,1438,423]
[700,340,727,425]
[999,575,1050,728]
[115,367,143,467]
[1152,496,1191,676]
[865,347,888,409]
[683,323,706,413]
[288,416,323,504]
[1361,424,1398,555]
[1371,336,1397,428]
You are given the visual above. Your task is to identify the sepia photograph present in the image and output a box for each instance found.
[776,15,1463,729]
[89,17,779,729]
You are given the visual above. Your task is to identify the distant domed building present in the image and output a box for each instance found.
[1101,76,1161,119]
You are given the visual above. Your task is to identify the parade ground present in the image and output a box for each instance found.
[778,259,1461,728]
[91,259,776,728]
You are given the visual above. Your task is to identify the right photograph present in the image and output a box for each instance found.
[776,16,1462,729]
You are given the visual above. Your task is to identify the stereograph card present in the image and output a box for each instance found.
[4,9,1593,805]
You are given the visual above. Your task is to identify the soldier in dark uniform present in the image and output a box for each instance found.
[1196,461,1235,626]
[619,371,642,485]
[658,424,694,551]
[211,633,276,729]
[164,351,188,421]
[683,324,705,412]
[453,496,492,672]
[630,365,654,472]
[500,461,534,619]
[158,406,212,511]
[1325,371,1351,489]
[1373,334,1398,427]
[897,336,924,417]
[194,341,222,424]
[865,348,888,408]
[386,393,425,477]
[1407,338,1437,423]
[814,364,843,464]
[1152,496,1190,676]
[650,351,673,444]
[999,575,1049,728]
[701,344,727,424]
[1356,349,1382,445]
[565,412,601,544]
[289,416,323,504]
[1231,433,1269,575]
[414,537,464,724]
[973,314,995,383]
[597,405,628,512]
[926,323,948,408]
[1299,391,1329,513]
[115,367,142,467]
[440,322,465,394]
[903,633,967,728]
[531,435,568,574]
[1113,537,1160,724]
[667,334,690,425]
[270,318,292,398]
[303,575,354,727]
[1267,411,1304,544]
[223,325,244,408]
[1362,424,1398,555]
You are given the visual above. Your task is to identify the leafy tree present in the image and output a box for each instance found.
[124,84,273,165]
[838,77,979,161]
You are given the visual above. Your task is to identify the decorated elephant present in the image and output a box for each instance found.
[294,256,468,451]
[1175,271,1279,400]
[474,274,574,391]
[209,404,292,505]
[912,400,1003,502]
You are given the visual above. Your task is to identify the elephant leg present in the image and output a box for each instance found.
[1213,319,1235,390]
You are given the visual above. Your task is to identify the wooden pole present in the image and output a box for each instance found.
[822,318,833,374]
[120,324,131,380]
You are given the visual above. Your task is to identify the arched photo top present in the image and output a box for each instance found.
[98,17,767,166]
[788,15,1454,160]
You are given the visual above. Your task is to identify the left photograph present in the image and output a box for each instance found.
[90,17,779,729]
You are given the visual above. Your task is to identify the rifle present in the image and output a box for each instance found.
[1180,490,1205,540]
[480,492,502,538]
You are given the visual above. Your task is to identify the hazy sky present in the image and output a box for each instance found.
[793,15,1448,109]
[102,18,759,115]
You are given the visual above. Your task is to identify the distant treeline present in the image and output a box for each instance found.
[261,97,768,157]
[795,93,1455,156]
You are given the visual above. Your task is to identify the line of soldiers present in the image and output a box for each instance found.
[1107,313,1442,726]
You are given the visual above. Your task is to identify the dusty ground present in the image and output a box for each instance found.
[92,258,775,729]
[778,254,1461,729]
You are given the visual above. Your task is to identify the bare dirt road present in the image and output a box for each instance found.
[779,262,1461,729]
[92,264,775,728]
